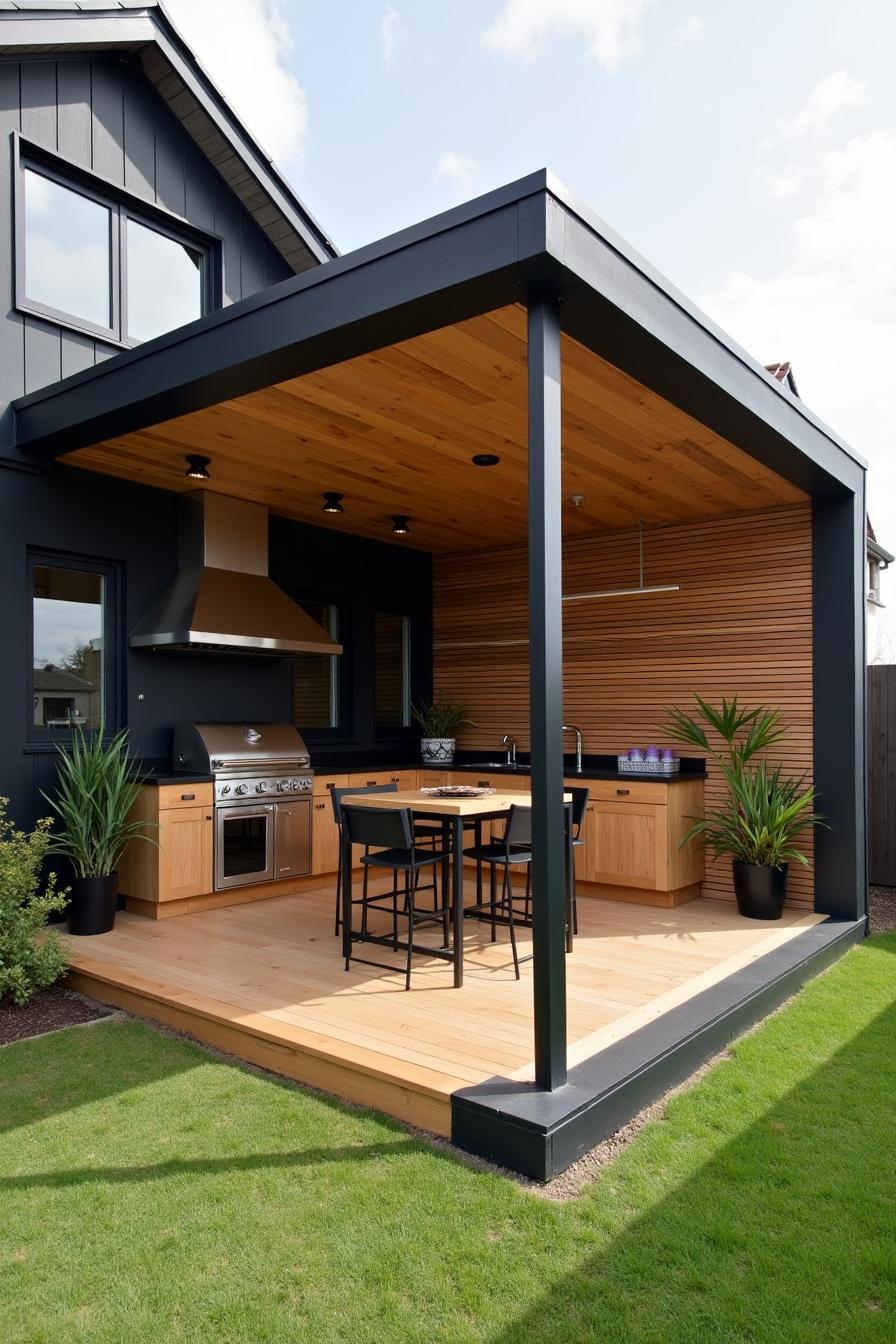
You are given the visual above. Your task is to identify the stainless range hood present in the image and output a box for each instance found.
[129,491,343,656]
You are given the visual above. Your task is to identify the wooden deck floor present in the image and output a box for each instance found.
[65,884,822,1137]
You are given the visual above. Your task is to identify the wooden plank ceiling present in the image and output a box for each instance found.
[64,304,807,553]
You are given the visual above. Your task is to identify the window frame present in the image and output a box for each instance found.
[373,609,412,734]
[292,596,353,743]
[13,135,222,348]
[26,548,122,749]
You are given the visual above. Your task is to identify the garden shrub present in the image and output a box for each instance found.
[0,798,70,1006]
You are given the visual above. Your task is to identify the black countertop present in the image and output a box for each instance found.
[136,753,705,787]
[311,751,706,784]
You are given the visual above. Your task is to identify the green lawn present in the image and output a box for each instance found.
[2,937,895,1344]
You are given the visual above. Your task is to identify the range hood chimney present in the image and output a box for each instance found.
[129,491,343,656]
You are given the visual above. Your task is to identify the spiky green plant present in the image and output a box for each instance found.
[41,726,156,878]
[411,695,475,738]
[662,695,823,868]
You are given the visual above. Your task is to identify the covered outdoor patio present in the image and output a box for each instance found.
[18,171,868,1176]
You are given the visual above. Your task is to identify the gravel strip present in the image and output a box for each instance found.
[868,886,896,934]
[0,984,114,1046]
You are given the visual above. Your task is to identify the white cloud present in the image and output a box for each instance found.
[481,0,650,71]
[435,150,480,194]
[162,0,308,163]
[380,6,409,64]
[763,69,869,149]
[700,76,896,569]
[676,14,704,43]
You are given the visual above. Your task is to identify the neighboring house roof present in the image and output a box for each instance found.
[0,0,337,273]
[33,663,94,691]
[764,361,801,398]
[767,359,891,564]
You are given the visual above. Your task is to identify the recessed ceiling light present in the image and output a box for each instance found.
[321,492,344,514]
[184,454,211,480]
[471,454,500,467]
[391,515,410,536]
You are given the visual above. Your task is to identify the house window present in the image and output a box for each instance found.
[126,218,203,343]
[17,147,218,346]
[29,555,119,737]
[374,612,411,728]
[23,169,112,329]
[294,603,341,729]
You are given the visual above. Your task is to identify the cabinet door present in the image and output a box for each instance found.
[591,802,666,890]
[574,802,598,883]
[158,806,213,901]
[311,797,342,876]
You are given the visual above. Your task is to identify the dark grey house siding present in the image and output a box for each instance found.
[0,52,291,452]
[0,462,432,833]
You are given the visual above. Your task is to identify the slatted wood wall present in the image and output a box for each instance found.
[433,503,815,908]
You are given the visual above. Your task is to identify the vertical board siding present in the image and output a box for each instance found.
[0,53,292,429]
[433,504,815,909]
[868,665,896,886]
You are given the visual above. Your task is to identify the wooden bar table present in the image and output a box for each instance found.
[338,789,573,987]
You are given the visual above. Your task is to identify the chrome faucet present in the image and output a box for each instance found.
[501,734,518,767]
[563,724,583,773]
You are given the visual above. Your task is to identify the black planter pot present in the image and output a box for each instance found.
[732,861,788,921]
[67,873,119,936]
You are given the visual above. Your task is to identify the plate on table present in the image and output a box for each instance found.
[419,785,496,798]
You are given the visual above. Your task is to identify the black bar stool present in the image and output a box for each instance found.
[462,804,534,979]
[341,804,453,990]
[330,782,398,935]
[566,786,590,935]
[331,783,442,933]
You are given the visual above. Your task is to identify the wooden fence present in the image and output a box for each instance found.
[869,664,896,887]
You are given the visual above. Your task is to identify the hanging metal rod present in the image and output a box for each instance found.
[562,518,680,602]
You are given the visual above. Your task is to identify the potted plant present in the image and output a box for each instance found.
[42,726,156,936]
[662,696,823,920]
[411,695,475,766]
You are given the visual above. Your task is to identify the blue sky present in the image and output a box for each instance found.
[166,0,896,629]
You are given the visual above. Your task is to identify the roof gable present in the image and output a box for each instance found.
[0,1,336,272]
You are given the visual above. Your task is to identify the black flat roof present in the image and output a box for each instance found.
[13,168,864,498]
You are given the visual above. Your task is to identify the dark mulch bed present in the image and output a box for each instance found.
[869,885,896,934]
[0,984,114,1046]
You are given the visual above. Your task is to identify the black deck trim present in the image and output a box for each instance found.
[451,915,866,1181]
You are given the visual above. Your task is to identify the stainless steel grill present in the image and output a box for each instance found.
[173,722,313,890]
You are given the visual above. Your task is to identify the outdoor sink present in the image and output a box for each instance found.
[466,761,529,771]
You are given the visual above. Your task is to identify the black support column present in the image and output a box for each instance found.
[527,291,567,1090]
[812,481,868,921]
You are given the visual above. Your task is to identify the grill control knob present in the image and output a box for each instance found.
[220,784,231,795]
[235,784,249,796]
[277,779,291,793]
[256,781,270,794]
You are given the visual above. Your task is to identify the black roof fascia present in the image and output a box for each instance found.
[0,4,337,266]
[12,169,864,497]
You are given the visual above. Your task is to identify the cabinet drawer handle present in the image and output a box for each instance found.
[477,780,490,788]
[181,793,196,801]
[366,780,377,786]
[616,788,630,796]
[205,815,212,821]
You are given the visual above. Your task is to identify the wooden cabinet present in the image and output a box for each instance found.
[347,769,416,790]
[118,784,214,905]
[571,778,704,905]
[158,806,213,900]
[311,795,342,876]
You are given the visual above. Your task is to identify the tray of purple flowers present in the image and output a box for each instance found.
[616,746,680,776]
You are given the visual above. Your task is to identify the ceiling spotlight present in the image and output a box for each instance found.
[391,515,410,536]
[472,453,500,467]
[321,492,344,514]
[184,454,211,480]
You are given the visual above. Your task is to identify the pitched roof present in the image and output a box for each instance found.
[33,663,95,691]
[0,1,337,272]
[765,361,801,398]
